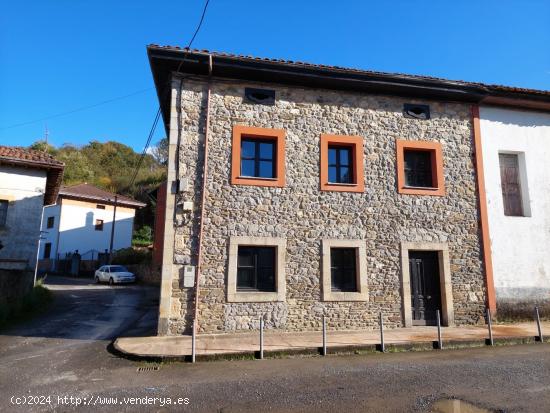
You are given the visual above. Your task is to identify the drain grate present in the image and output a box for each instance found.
[137,366,160,372]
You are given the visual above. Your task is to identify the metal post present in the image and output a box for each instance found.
[535,306,544,343]
[436,310,443,350]
[191,318,196,363]
[108,195,118,264]
[487,308,494,346]
[379,312,385,353]
[259,317,264,359]
[322,315,327,356]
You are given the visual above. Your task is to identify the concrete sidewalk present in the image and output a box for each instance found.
[114,321,548,360]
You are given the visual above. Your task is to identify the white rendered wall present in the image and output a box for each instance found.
[479,106,550,302]
[48,200,136,259]
[0,166,47,270]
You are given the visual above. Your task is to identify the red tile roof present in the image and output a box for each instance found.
[59,183,146,208]
[0,146,64,205]
[0,146,64,169]
[148,45,550,98]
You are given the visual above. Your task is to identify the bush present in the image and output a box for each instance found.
[112,247,151,265]
[0,282,52,331]
[132,225,153,247]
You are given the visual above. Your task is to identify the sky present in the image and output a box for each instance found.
[1,0,549,152]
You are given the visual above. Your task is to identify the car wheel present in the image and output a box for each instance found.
[95,276,100,284]
[109,277,114,286]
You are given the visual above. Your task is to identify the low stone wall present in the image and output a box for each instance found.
[0,269,34,307]
[126,263,161,285]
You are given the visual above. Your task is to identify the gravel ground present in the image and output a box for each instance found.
[0,276,549,412]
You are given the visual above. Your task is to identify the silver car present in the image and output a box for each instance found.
[95,265,136,285]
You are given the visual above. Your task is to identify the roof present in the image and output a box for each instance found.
[0,145,64,205]
[59,183,146,208]
[147,45,550,133]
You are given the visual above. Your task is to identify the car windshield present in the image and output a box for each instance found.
[109,266,128,272]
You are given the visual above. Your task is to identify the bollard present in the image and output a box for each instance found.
[379,312,385,353]
[259,317,264,359]
[436,310,443,350]
[486,308,494,346]
[322,315,327,356]
[191,319,196,363]
[535,306,544,343]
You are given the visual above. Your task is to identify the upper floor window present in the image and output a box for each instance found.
[396,140,445,196]
[97,204,106,210]
[46,216,55,229]
[231,125,285,187]
[320,134,364,193]
[499,153,528,217]
[95,219,104,231]
[241,139,276,179]
[0,200,8,227]
[328,146,353,184]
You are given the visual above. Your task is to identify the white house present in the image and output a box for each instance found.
[38,183,145,269]
[477,106,550,311]
[0,146,64,272]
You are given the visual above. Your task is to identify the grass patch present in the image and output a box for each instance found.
[495,301,550,323]
[0,281,53,331]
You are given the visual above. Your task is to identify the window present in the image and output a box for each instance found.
[320,134,364,192]
[97,204,106,210]
[46,216,55,229]
[244,88,275,105]
[403,103,430,120]
[237,246,276,292]
[396,140,445,196]
[321,239,368,301]
[95,219,104,231]
[231,125,285,187]
[44,243,52,259]
[404,150,433,187]
[227,236,287,302]
[499,153,524,216]
[241,139,276,179]
[330,248,357,292]
[328,146,353,184]
[0,200,7,227]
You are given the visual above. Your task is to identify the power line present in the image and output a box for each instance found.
[125,0,212,191]
[0,87,153,131]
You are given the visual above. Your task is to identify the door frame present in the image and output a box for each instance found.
[400,242,454,327]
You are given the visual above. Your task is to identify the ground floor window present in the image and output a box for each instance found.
[330,248,357,292]
[321,239,368,301]
[227,237,287,303]
[44,242,52,259]
[237,246,276,292]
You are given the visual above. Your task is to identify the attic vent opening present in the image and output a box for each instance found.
[244,88,275,105]
[404,104,430,120]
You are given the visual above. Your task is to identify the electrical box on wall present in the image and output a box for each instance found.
[183,265,195,288]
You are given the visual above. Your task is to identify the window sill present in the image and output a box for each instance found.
[238,176,277,181]
[398,185,445,196]
[227,290,284,303]
[321,182,363,193]
[322,290,369,302]
[231,176,284,187]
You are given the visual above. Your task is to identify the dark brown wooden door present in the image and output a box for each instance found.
[499,154,523,216]
[409,251,441,326]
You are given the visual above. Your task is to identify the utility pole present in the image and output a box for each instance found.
[108,195,118,264]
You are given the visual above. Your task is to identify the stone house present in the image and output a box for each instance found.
[147,46,549,335]
[0,146,64,305]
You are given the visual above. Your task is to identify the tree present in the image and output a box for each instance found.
[150,138,169,166]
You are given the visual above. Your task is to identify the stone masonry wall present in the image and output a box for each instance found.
[167,77,487,334]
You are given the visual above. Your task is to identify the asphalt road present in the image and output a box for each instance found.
[1,276,549,412]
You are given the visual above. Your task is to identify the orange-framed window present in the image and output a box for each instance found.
[320,134,364,193]
[396,140,445,196]
[231,125,285,187]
